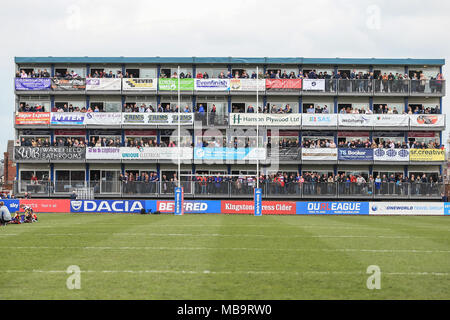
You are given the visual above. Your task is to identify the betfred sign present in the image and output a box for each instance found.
[156,200,221,213]
[221,201,296,215]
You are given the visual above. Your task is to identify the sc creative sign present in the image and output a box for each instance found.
[409,149,445,162]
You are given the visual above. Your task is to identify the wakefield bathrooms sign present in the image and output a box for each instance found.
[229,113,301,126]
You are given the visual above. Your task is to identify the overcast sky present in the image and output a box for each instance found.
[0,0,448,153]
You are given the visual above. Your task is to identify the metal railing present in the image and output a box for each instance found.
[13,181,444,199]
[338,79,373,94]
[15,78,445,96]
[194,112,228,126]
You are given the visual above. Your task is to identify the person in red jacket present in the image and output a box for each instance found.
[350,175,357,194]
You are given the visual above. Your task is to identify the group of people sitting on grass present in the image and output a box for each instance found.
[0,203,38,226]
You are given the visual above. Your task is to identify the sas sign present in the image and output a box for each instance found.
[70,200,144,213]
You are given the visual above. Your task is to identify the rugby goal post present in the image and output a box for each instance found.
[179,174,262,216]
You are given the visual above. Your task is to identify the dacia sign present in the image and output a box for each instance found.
[70,200,144,213]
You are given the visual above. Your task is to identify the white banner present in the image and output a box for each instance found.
[84,112,122,125]
[302,114,337,126]
[122,113,194,125]
[370,202,444,215]
[122,78,157,90]
[229,113,301,126]
[120,147,193,160]
[373,114,409,127]
[230,79,265,91]
[338,114,373,127]
[302,148,337,161]
[303,79,325,91]
[373,148,410,161]
[194,79,230,91]
[409,114,445,127]
[86,147,121,159]
[194,147,266,160]
[86,78,121,91]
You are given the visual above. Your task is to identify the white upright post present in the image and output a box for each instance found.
[177,65,181,188]
[256,66,259,189]
[254,66,262,216]
[174,66,184,215]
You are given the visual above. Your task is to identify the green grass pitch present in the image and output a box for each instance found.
[0,213,449,299]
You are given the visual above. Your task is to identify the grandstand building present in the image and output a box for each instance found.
[13,56,446,199]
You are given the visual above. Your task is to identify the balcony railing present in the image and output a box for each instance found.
[338,79,373,94]
[13,181,444,199]
[13,146,447,163]
[193,112,228,126]
[14,78,445,96]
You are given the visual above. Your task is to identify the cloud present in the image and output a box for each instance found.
[0,0,448,154]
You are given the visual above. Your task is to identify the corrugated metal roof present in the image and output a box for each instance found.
[14,56,445,66]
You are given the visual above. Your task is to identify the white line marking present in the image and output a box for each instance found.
[18,224,391,229]
[20,233,420,239]
[4,246,450,253]
[15,224,450,232]
[2,270,449,276]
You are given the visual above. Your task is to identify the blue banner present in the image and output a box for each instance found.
[296,201,369,215]
[254,188,262,216]
[70,200,145,213]
[338,148,373,161]
[2,200,20,213]
[147,200,221,214]
[444,203,450,215]
[194,79,230,91]
[15,78,51,91]
[51,113,85,125]
[194,147,265,160]
[174,187,184,215]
